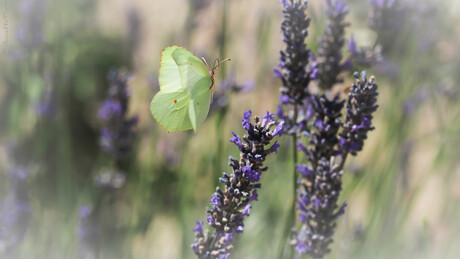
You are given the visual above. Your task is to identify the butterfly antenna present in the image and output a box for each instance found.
[213,58,231,71]
[202,57,210,71]
[213,58,219,70]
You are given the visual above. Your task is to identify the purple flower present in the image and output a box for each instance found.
[276,0,320,136]
[347,36,382,68]
[280,0,290,8]
[276,0,312,103]
[35,87,55,118]
[209,193,221,207]
[295,239,308,254]
[98,100,122,120]
[249,190,259,202]
[76,205,100,258]
[276,104,285,121]
[317,0,349,91]
[297,142,308,154]
[242,110,252,131]
[193,221,204,236]
[348,35,358,53]
[296,165,313,178]
[229,132,243,150]
[191,111,284,258]
[98,70,138,159]
[206,215,213,226]
[368,0,407,53]
[242,166,261,183]
[261,111,275,127]
[273,68,283,79]
[339,72,379,155]
[307,94,344,162]
[271,120,285,137]
[293,159,346,257]
[279,95,290,105]
[269,141,281,154]
[242,204,252,217]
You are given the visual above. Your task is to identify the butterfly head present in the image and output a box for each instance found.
[202,57,231,77]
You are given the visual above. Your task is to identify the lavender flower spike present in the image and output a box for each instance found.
[275,0,312,104]
[317,0,349,91]
[293,158,346,258]
[339,71,379,155]
[191,111,284,258]
[368,0,407,53]
[276,0,318,136]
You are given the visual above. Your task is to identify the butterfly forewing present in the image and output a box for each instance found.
[159,46,183,93]
[172,48,212,96]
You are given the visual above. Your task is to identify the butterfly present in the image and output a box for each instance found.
[151,46,229,132]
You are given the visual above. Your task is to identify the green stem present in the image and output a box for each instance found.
[276,104,299,259]
[292,104,299,217]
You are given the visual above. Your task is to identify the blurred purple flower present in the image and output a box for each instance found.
[94,169,126,190]
[368,0,407,53]
[346,36,382,68]
[0,167,31,253]
[99,70,138,159]
[35,87,56,117]
[76,205,100,259]
[317,0,349,91]
[403,87,429,116]
[14,0,46,56]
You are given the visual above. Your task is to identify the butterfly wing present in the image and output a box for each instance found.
[159,46,183,92]
[171,48,213,131]
[188,79,213,132]
[151,90,192,132]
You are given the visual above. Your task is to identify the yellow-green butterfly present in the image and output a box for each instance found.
[151,46,229,132]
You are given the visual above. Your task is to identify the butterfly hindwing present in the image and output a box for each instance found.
[189,78,213,131]
[151,90,192,131]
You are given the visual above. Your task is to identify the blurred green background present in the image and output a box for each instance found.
[0,0,459,258]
